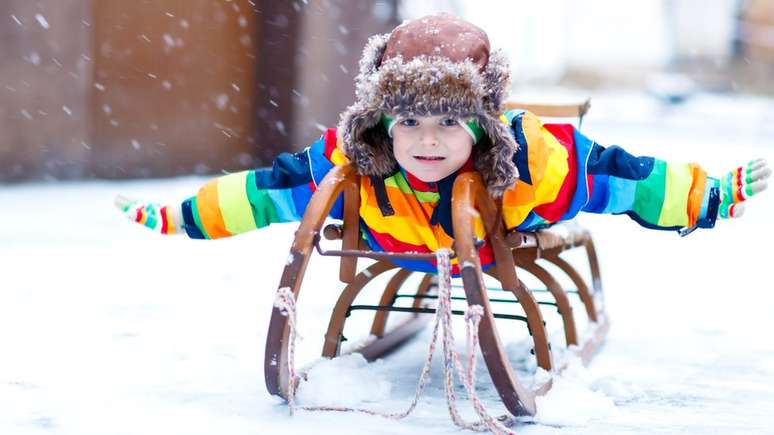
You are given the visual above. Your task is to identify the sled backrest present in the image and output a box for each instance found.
[505,99,591,129]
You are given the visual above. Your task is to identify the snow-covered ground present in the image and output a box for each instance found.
[2,91,773,434]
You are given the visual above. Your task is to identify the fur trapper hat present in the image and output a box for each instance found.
[337,13,518,196]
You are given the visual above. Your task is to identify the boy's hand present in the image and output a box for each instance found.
[718,159,770,219]
[115,195,184,235]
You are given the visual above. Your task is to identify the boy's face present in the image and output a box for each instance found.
[391,114,474,183]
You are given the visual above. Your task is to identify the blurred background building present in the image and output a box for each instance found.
[1,0,772,182]
[0,0,399,181]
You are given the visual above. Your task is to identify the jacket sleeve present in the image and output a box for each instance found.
[503,111,720,234]
[180,129,347,239]
[581,140,720,234]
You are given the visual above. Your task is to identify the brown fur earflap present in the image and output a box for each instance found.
[339,102,397,176]
[473,114,518,196]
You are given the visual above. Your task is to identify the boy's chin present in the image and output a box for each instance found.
[398,159,459,183]
[411,170,454,183]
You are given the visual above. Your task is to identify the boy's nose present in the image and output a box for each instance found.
[419,129,439,146]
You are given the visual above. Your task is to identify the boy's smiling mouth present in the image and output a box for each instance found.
[414,155,445,161]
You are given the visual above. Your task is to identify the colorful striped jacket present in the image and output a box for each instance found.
[178,110,719,273]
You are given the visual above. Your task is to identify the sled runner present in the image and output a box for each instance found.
[264,100,609,417]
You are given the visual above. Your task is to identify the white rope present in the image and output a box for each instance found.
[436,250,517,435]
[273,249,516,434]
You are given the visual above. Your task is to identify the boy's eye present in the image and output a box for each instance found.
[399,118,419,127]
[440,118,458,127]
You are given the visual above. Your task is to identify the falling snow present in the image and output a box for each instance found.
[275,120,286,135]
[34,14,49,29]
[216,94,229,111]
[162,33,176,48]
[27,52,41,66]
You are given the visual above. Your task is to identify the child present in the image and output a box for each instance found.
[117,14,769,274]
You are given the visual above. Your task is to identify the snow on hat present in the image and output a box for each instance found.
[337,13,518,196]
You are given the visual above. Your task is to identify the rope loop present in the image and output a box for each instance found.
[272,250,516,434]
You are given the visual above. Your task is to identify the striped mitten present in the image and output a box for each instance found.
[716,159,770,219]
[115,195,184,235]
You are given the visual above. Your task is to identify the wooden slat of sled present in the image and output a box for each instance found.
[505,99,591,118]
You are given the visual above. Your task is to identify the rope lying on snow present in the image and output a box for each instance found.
[273,249,516,434]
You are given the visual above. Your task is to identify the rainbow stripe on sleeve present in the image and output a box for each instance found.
[180,130,347,239]
[582,149,710,230]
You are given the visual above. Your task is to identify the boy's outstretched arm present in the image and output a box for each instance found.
[504,111,770,235]
[580,146,769,234]
[578,145,770,234]
[115,129,348,239]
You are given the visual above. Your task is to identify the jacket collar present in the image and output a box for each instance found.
[399,158,476,237]
[373,158,476,237]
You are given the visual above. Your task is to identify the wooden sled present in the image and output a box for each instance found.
[264,100,608,417]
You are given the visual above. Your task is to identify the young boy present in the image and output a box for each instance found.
[117,14,769,274]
